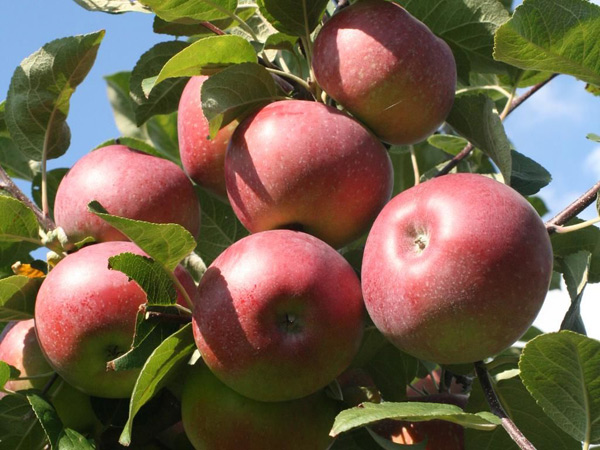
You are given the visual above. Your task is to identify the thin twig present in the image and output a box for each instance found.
[198,22,226,35]
[474,361,537,450]
[41,373,59,396]
[0,164,56,232]
[435,75,558,177]
[546,180,600,233]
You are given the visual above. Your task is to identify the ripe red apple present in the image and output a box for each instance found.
[0,319,98,433]
[192,229,365,402]
[178,76,237,198]
[181,362,338,450]
[361,173,553,364]
[312,0,456,145]
[35,241,198,398]
[54,144,201,243]
[225,99,393,249]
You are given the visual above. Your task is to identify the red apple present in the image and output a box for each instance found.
[177,76,237,198]
[54,144,201,243]
[361,173,553,364]
[35,241,197,398]
[0,319,98,433]
[312,0,456,145]
[225,99,393,249]
[192,229,365,402]
[181,362,338,450]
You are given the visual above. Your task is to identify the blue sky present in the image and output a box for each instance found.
[1,1,599,339]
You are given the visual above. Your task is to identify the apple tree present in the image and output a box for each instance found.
[1,0,599,449]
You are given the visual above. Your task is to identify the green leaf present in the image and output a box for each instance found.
[0,276,41,321]
[427,134,469,156]
[119,323,196,446]
[258,0,328,36]
[88,201,196,271]
[400,0,512,78]
[464,376,581,450]
[72,0,150,13]
[56,428,95,450]
[0,394,47,450]
[130,41,189,126]
[0,361,21,391]
[446,94,512,184]
[0,106,39,181]
[108,253,177,306]
[264,33,298,52]
[509,150,552,196]
[494,0,600,86]
[331,402,500,437]
[195,189,249,265]
[551,218,600,257]
[201,62,280,137]
[559,251,590,334]
[588,133,600,143]
[139,0,237,23]
[145,35,257,94]
[105,71,148,140]
[26,392,62,449]
[144,112,181,162]
[0,196,40,245]
[31,168,68,222]
[519,331,600,445]
[4,31,105,161]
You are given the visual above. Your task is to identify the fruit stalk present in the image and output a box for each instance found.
[546,179,600,232]
[474,361,537,450]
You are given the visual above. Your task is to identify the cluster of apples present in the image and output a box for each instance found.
[1,1,555,449]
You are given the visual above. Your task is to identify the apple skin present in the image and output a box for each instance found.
[181,362,338,450]
[225,99,393,249]
[54,144,201,243]
[178,76,237,198]
[312,0,456,145]
[361,173,553,364]
[0,319,98,433]
[34,241,198,398]
[192,229,365,402]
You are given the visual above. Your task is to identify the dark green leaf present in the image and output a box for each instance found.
[72,0,150,13]
[145,112,180,161]
[119,323,195,446]
[509,150,551,196]
[5,31,105,161]
[108,253,177,306]
[264,33,298,52]
[400,0,512,77]
[130,41,189,126]
[139,0,237,23]
[551,218,600,257]
[0,361,21,391]
[519,331,600,444]
[88,201,196,271]
[145,35,257,95]
[56,428,95,450]
[527,196,549,217]
[0,394,47,450]
[202,62,281,137]
[0,109,39,181]
[331,402,499,437]
[195,189,249,265]
[446,94,512,184]
[0,196,40,245]
[465,376,581,449]
[258,0,328,36]
[0,276,41,321]
[494,0,600,86]
[26,392,62,449]
[31,168,68,221]
[560,251,590,335]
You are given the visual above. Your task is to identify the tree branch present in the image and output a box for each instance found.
[0,164,56,232]
[546,180,600,233]
[474,361,537,450]
[435,74,558,177]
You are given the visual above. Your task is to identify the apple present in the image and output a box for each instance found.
[177,76,237,198]
[192,229,365,402]
[181,361,338,450]
[54,144,201,243]
[361,173,553,364]
[225,99,393,249]
[35,241,198,398]
[312,0,456,145]
[0,319,98,433]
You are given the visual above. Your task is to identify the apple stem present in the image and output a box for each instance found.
[474,361,537,450]
[169,271,196,311]
[550,216,600,234]
[546,180,600,232]
[0,164,56,232]
[41,372,59,396]
[435,75,558,178]
[266,68,313,93]
[409,145,420,186]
